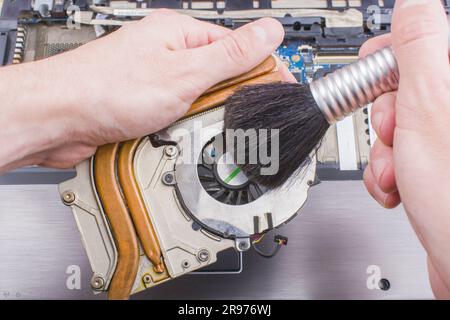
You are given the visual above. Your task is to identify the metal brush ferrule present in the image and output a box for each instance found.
[310,47,399,124]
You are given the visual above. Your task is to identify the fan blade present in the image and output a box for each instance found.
[211,188,226,199]
[224,191,235,205]
[236,191,243,205]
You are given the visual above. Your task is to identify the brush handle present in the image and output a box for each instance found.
[310,19,450,124]
[310,46,400,124]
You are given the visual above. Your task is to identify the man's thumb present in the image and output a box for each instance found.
[193,18,284,87]
[392,0,448,85]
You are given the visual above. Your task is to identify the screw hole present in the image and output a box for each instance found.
[143,275,152,283]
[182,260,190,268]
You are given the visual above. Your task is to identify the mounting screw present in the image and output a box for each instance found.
[378,278,391,291]
[181,260,190,269]
[162,172,175,185]
[238,241,248,251]
[62,191,76,205]
[91,275,105,290]
[164,146,177,158]
[142,274,152,285]
[197,249,210,262]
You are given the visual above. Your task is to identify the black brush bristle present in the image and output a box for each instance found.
[224,82,330,189]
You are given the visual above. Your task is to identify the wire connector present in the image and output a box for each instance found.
[274,235,288,246]
[252,234,288,259]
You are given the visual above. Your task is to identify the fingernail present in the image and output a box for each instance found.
[251,18,283,45]
[371,112,384,133]
[378,194,389,208]
[377,197,387,208]
[371,159,387,184]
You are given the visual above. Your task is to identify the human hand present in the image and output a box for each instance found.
[0,10,290,171]
[361,0,450,298]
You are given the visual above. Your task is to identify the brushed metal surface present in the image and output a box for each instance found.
[0,182,433,299]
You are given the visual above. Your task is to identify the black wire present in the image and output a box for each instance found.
[251,242,282,259]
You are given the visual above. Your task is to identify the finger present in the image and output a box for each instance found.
[364,166,401,209]
[369,139,397,194]
[370,92,397,147]
[274,56,297,83]
[140,10,231,49]
[191,18,284,86]
[359,33,392,58]
[392,0,449,85]
[180,17,232,48]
